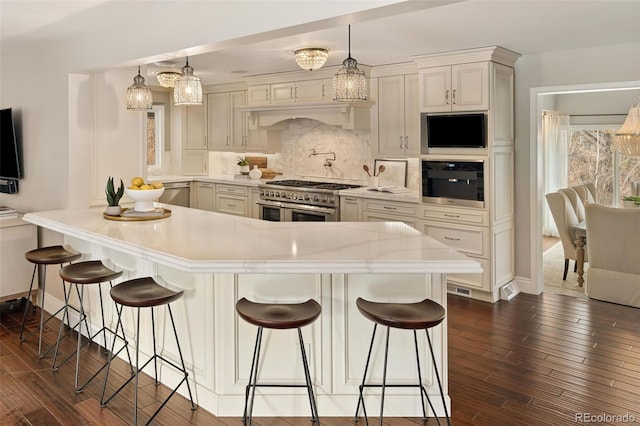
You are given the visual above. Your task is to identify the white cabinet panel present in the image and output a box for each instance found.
[421,221,488,258]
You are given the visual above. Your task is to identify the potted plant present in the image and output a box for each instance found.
[105,176,125,215]
[621,195,640,208]
[237,156,250,174]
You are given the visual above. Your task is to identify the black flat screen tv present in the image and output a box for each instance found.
[421,113,486,149]
[0,108,21,180]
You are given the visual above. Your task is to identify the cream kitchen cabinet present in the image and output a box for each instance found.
[182,104,207,149]
[207,91,246,151]
[418,62,488,113]
[361,199,419,230]
[270,79,326,104]
[193,181,216,211]
[182,150,208,175]
[339,196,362,222]
[247,84,271,105]
[377,74,419,156]
[249,188,261,219]
[215,184,249,217]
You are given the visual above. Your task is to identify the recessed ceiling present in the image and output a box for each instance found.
[1,0,639,86]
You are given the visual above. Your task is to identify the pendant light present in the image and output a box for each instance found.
[126,66,153,111]
[612,94,640,156]
[174,57,203,106]
[333,25,367,102]
[156,71,182,88]
[293,48,329,71]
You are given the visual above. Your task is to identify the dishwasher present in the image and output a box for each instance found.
[158,181,190,207]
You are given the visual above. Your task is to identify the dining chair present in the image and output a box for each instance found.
[545,191,587,280]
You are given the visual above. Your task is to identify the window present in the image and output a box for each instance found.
[568,126,640,206]
[146,105,164,172]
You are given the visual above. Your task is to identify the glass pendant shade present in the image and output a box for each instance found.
[126,66,153,111]
[174,57,203,106]
[156,71,182,88]
[294,48,329,71]
[333,25,367,102]
[612,98,640,156]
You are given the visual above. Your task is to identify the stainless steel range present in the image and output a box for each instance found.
[257,179,362,222]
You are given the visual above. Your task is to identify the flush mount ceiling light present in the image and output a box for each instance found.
[156,71,182,88]
[293,47,329,71]
[126,65,153,111]
[612,94,640,156]
[333,25,367,102]
[174,57,203,106]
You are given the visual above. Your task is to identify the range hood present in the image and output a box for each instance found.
[237,101,373,130]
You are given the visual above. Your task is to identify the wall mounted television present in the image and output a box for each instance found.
[0,108,22,193]
[421,113,486,150]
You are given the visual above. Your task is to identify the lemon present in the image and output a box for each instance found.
[150,182,164,189]
[128,185,140,190]
[140,184,154,190]
[131,177,144,187]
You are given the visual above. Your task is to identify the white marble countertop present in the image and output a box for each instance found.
[23,205,480,275]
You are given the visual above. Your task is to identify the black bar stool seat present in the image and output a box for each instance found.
[20,245,81,358]
[354,297,450,426]
[236,297,321,425]
[56,260,131,393]
[101,277,196,426]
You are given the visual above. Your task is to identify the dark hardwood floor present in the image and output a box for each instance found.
[1,292,639,425]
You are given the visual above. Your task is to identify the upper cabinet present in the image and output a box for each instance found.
[182,104,207,149]
[248,84,271,105]
[250,79,332,105]
[377,74,419,156]
[418,62,488,113]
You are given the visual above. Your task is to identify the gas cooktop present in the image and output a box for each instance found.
[265,179,361,191]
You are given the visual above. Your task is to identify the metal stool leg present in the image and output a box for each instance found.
[414,330,441,426]
[426,329,450,426]
[354,323,377,425]
[245,326,264,426]
[378,327,391,426]
[243,327,262,424]
[298,328,319,423]
[18,264,37,341]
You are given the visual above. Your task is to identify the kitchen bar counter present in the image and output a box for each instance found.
[23,206,480,418]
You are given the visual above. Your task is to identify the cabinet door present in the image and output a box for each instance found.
[230,91,248,150]
[249,188,260,219]
[248,84,271,105]
[378,75,406,156]
[340,196,362,222]
[270,82,296,104]
[183,104,206,149]
[451,62,488,111]
[216,194,248,216]
[362,210,418,230]
[194,182,216,211]
[207,93,230,150]
[182,149,208,175]
[418,65,451,113]
[404,74,419,155]
[294,80,324,103]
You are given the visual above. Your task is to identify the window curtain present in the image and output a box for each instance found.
[543,111,570,237]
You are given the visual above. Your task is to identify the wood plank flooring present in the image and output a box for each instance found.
[1,292,639,425]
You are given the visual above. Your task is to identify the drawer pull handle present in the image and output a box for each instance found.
[444,236,461,241]
[227,203,236,207]
[383,206,397,210]
[448,178,458,183]
[444,213,460,218]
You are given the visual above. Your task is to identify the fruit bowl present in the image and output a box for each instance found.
[124,187,165,212]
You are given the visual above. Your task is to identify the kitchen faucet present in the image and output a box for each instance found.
[308,149,336,167]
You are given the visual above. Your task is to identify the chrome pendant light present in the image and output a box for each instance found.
[612,94,640,156]
[333,25,367,102]
[126,66,153,111]
[174,57,203,106]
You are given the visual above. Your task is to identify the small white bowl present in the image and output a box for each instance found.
[124,187,165,212]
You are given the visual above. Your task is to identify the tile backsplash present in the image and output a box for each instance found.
[208,119,419,190]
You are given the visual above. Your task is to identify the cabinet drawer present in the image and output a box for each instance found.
[216,194,248,216]
[362,211,418,230]
[217,184,248,196]
[447,256,489,291]
[421,222,488,257]
[421,205,488,226]
[197,182,214,188]
[363,200,417,217]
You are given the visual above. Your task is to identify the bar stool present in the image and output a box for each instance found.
[100,277,196,425]
[354,297,450,426]
[56,260,132,392]
[19,245,81,358]
[235,297,321,425]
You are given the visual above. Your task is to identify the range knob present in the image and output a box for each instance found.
[269,191,275,197]
[292,193,298,200]
[303,194,310,201]
[328,197,335,204]
[313,195,320,202]
[320,196,327,203]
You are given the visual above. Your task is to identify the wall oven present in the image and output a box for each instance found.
[421,159,485,208]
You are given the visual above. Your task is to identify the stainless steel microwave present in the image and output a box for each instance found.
[421,160,485,208]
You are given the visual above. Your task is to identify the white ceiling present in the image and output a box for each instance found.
[1,0,639,86]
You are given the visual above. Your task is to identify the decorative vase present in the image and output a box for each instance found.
[240,165,250,174]
[249,165,263,180]
[367,176,379,188]
[105,205,122,216]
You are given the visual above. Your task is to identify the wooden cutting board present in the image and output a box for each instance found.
[246,156,267,169]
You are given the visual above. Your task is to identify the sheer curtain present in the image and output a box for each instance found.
[543,111,570,236]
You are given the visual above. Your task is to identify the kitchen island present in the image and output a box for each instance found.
[23,205,481,418]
